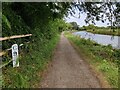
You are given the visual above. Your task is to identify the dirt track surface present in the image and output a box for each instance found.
[40,32,101,88]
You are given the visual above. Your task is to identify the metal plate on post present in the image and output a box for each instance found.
[12,44,19,67]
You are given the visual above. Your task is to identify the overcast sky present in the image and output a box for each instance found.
[64,9,109,27]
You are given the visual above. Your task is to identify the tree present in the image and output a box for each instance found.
[70,22,79,30]
[64,2,119,28]
[66,23,73,31]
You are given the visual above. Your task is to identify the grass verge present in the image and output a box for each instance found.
[64,31,119,88]
[2,34,60,88]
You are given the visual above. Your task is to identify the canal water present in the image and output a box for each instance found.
[73,31,120,49]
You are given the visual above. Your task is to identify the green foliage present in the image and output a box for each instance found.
[2,3,30,37]
[2,3,31,50]
[2,14,11,29]
[66,23,73,31]
[98,59,110,72]
[70,22,79,30]
[80,24,120,36]
[87,28,120,36]
[98,59,118,87]
[12,73,28,88]
[86,24,96,30]
[2,2,70,49]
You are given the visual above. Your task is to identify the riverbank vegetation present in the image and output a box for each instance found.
[87,28,120,36]
[79,24,120,36]
[65,32,119,88]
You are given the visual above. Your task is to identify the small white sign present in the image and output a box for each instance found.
[12,44,19,67]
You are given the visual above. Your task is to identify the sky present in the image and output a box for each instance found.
[64,9,109,27]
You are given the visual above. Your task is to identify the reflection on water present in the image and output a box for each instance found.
[73,31,120,49]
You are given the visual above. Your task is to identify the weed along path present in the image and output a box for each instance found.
[40,32,102,88]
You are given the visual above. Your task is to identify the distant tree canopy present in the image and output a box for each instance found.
[80,24,120,31]
[70,2,120,27]
[70,22,79,30]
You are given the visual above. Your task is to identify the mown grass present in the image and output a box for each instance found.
[87,29,120,36]
[65,32,119,88]
[2,34,60,88]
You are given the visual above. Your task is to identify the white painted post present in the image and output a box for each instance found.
[12,44,19,67]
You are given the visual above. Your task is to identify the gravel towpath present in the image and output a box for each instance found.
[40,33,101,88]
